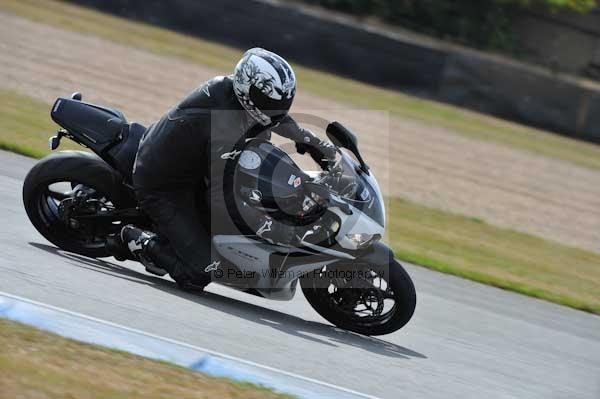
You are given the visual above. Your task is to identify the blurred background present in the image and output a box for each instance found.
[64,0,600,142]
[1,0,599,314]
[2,2,600,398]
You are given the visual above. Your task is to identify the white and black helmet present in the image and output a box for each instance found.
[233,48,296,126]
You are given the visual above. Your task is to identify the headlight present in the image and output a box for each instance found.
[346,233,381,249]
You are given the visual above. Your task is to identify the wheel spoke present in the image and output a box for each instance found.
[382,289,395,299]
[316,265,399,323]
[39,181,118,249]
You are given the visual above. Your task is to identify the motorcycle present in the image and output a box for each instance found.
[22,93,416,336]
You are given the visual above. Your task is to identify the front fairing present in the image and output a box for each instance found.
[233,139,385,252]
[329,152,385,227]
[326,152,386,250]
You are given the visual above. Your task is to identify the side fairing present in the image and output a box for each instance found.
[212,235,337,300]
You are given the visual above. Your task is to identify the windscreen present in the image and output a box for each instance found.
[328,151,385,227]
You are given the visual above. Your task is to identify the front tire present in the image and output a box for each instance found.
[22,151,132,258]
[301,259,416,336]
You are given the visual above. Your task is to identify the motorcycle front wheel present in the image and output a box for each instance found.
[301,260,416,336]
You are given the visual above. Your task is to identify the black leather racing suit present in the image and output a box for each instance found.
[133,75,326,285]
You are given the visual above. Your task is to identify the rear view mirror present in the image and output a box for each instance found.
[326,121,358,149]
[326,122,369,173]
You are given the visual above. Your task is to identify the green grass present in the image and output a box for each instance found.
[3,0,600,170]
[387,198,600,314]
[0,318,292,399]
[1,88,599,314]
[0,90,81,158]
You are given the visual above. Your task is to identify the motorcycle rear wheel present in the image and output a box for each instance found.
[301,259,416,336]
[22,151,132,258]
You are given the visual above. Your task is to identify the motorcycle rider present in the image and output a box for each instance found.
[113,48,336,291]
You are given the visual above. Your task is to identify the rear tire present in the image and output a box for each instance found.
[301,259,416,336]
[22,151,133,258]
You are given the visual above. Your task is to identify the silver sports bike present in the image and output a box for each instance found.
[23,93,416,336]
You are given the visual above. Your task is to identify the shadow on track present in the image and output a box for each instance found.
[29,242,426,360]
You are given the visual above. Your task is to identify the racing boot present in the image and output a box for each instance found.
[142,239,211,293]
[120,224,168,277]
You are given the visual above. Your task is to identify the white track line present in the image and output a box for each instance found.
[0,290,381,399]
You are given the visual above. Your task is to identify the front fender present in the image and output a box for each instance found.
[355,241,395,266]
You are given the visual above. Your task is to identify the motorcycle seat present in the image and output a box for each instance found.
[107,122,146,182]
[51,97,127,151]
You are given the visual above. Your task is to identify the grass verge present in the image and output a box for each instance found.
[2,0,600,170]
[387,198,600,314]
[0,90,81,158]
[0,318,292,399]
[1,89,599,314]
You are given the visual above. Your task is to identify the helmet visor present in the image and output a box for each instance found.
[249,85,294,119]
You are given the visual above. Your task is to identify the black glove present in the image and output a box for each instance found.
[296,138,336,170]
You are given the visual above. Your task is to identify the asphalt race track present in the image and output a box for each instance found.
[1,149,599,398]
